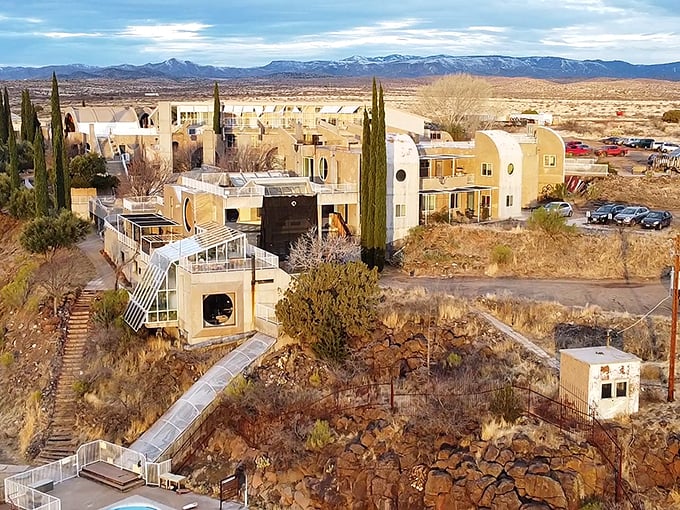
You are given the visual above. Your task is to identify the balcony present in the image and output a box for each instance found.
[564,158,609,176]
[420,174,474,191]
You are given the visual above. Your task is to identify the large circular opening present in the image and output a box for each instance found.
[203,294,234,326]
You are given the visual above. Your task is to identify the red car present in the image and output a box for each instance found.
[565,140,583,148]
[565,144,592,156]
[594,145,628,156]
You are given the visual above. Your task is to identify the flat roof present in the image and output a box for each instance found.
[419,154,476,160]
[560,345,641,365]
[119,213,178,228]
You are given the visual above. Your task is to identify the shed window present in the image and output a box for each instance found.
[601,383,612,399]
[616,381,628,397]
[481,162,492,176]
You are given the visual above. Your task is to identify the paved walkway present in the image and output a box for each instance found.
[473,308,560,371]
[78,233,116,291]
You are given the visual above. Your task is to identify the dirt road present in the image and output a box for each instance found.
[380,269,672,317]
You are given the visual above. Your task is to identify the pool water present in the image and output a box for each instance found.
[111,507,158,510]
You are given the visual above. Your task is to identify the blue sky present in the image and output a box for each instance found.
[1,0,679,67]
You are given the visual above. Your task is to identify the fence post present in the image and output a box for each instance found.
[390,379,394,411]
[615,448,623,504]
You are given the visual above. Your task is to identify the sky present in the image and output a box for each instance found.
[1,0,679,68]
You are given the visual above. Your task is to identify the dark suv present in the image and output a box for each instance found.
[586,203,626,224]
[629,138,655,149]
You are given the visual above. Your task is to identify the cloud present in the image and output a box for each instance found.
[112,18,508,65]
[43,31,103,39]
[0,13,41,24]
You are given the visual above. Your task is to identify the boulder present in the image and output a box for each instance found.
[515,474,567,509]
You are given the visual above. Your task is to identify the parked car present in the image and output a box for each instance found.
[640,210,673,229]
[586,203,627,224]
[594,145,628,157]
[542,201,574,217]
[628,138,655,149]
[623,138,641,147]
[565,140,583,148]
[659,142,680,153]
[601,136,624,145]
[566,144,592,156]
[652,140,665,151]
[614,206,650,226]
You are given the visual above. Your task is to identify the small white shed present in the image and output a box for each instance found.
[559,346,641,420]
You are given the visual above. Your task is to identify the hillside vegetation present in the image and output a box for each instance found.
[402,223,671,280]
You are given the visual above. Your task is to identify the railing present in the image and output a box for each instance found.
[77,440,147,475]
[4,456,77,510]
[420,175,474,191]
[310,182,358,194]
[180,176,229,196]
[255,303,279,324]
[246,245,279,269]
[123,196,160,211]
[565,159,609,176]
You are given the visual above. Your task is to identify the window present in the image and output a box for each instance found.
[395,204,406,217]
[481,195,491,208]
[616,381,628,397]
[423,195,436,211]
[395,169,406,182]
[601,383,612,399]
[319,157,329,181]
[420,159,430,178]
[481,163,492,176]
[450,194,459,209]
[544,155,557,167]
[506,195,513,207]
[303,157,314,179]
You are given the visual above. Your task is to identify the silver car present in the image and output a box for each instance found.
[614,206,649,226]
[542,201,574,217]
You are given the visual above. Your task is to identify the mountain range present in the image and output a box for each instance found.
[2,54,680,81]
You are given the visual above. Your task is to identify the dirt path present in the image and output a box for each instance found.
[380,268,672,317]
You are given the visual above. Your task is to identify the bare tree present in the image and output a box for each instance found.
[218,144,281,173]
[34,249,80,315]
[118,156,173,197]
[173,143,202,173]
[286,227,361,273]
[416,74,495,140]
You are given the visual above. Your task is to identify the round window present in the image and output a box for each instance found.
[395,169,406,182]
[507,163,515,175]
[183,197,194,232]
[319,157,329,181]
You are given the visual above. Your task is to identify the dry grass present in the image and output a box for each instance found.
[584,174,680,211]
[379,287,471,330]
[478,295,670,362]
[17,391,43,455]
[403,224,671,280]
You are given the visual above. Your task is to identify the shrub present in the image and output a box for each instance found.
[0,352,14,368]
[226,374,252,398]
[306,419,334,450]
[72,380,90,398]
[0,262,37,309]
[579,496,606,510]
[527,207,576,238]
[490,385,523,423]
[276,262,380,363]
[662,109,680,123]
[8,188,35,219]
[491,245,513,266]
[0,174,11,208]
[91,289,129,327]
[442,352,462,369]
[521,109,538,115]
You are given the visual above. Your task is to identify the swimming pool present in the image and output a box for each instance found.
[109,506,159,510]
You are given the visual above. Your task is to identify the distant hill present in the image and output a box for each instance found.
[2,55,680,81]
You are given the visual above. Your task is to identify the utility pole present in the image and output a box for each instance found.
[669,235,680,402]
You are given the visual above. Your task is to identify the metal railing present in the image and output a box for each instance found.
[180,176,230,196]
[122,196,160,211]
[246,245,279,269]
[255,303,279,324]
[565,159,609,175]
[310,182,358,194]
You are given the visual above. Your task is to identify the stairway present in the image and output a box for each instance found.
[36,290,98,464]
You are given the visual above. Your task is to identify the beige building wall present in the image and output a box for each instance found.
[534,126,566,197]
[473,133,502,219]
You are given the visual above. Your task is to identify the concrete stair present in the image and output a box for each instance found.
[36,290,98,464]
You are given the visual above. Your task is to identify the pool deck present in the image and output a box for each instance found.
[2,476,245,510]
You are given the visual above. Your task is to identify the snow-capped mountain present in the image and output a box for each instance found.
[1,55,679,80]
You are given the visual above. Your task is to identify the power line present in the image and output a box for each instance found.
[614,295,670,335]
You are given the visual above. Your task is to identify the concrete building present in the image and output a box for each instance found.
[559,346,641,420]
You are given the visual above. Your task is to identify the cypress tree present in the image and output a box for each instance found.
[360,108,373,266]
[33,128,49,217]
[212,82,221,134]
[8,120,20,190]
[51,73,67,210]
[2,88,10,145]
[0,89,7,144]
[21,89,36,143]
[373,84,387,271]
